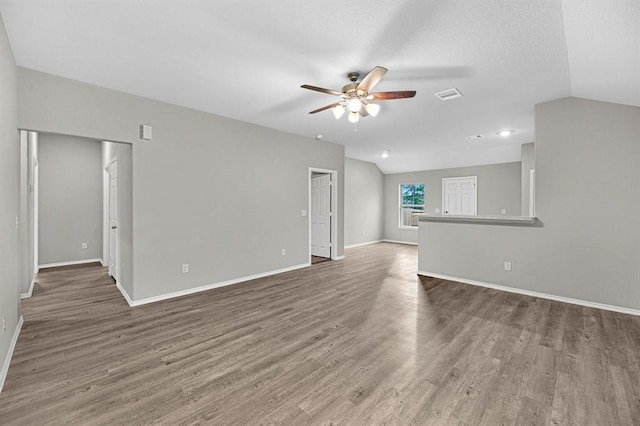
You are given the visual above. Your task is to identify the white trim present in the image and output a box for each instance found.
[20,278,36,299]
[100,258,107,267]
[32,134,39,275]
[309,168,339,261]
[123,263,310,307]
[344,240,383,249]
[333,255,345,260]
[39,258,102,269]
[398,183,425,228]
[0,316,24,394]
[115,281,135,306]
[102,155,110,270]
[417,271,640,317]
[529,169,536,217]
[382,239,419,246]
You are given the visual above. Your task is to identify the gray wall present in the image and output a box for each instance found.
[0,10,20,389]
[18,68,345,302]
[344,158,384,247]
[38,134,103,265]
[521,142,535,215]
[385,162,522,243]
[419,97,640,310]
[102,141,134,297]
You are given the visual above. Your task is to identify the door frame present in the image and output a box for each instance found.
[106,157,119,281]
[33,156,39,275]
[442,176,477,215]
[529,169,536,217]
[308,168,338,262]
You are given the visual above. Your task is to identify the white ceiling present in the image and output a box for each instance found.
[1,0,638,173]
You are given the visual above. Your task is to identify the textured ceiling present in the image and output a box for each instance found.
[1,0,638,173]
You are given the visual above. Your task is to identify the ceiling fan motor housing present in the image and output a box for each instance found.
[341,82,359,95]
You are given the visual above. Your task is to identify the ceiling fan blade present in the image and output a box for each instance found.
[357,66,388,93]
[370,91,417,100]
[308,102,341,114]
[301,84,343,97]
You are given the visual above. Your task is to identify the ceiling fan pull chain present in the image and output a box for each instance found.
[354,122,358,132]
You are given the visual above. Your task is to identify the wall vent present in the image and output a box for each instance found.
[434,88,463,101]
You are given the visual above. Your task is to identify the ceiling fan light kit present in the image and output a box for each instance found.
[332,104,345,119]
[302,66,416,124]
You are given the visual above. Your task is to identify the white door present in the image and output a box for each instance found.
[311,174,331,258]
[108,159,118,280]
[33,160,39,274]
[443,176,477,215]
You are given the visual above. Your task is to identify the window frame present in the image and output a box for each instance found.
[398,183,425,229]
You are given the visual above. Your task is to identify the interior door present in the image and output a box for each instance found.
[443,176,477,215]
[311,174,331,258]
[108,159,118,280]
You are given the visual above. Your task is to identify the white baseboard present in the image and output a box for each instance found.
[345,240,383,249]
[333,255,345,260]
[20,277,36,299]
[417,271,640,317]
[100,258,107,267]
[123,263,310,307]
[382,239,418,246]
[115,281,135,306]
[39,258,103,269]
[0,316,24,394]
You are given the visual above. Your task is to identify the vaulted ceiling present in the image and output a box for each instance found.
[1,0,638,173]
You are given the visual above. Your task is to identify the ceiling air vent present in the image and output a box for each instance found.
[434,88,463,101]
[465,134,483,140]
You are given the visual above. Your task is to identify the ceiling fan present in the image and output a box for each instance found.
[301,66,416,123]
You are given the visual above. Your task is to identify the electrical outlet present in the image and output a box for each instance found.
[182,264,189,274]
[504,261,512,271]
[361,231,365,236]
[501,209,507,215]
[435,208,440,214]
[2,316,6,334]
[81,242,88,249]
[281,249,286,256]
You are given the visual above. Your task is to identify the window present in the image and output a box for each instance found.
[399,184,425,228]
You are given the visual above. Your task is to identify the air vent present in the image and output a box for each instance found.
[435,88,463,101]
[465,135,483,140]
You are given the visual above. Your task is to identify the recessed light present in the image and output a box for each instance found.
[315,134,323,140]
[498,130,513,137]
[381,150,391,158]
[465,135,483,140]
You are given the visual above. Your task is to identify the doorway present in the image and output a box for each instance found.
[107,158,119,281]
[442,176,477,215]
[309,168,338,264]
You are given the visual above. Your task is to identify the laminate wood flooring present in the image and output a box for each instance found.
[1,243,639,425]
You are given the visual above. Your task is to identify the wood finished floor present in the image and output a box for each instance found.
[1,243,639,425]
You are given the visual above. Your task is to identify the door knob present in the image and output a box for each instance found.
[111,226,117,229]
